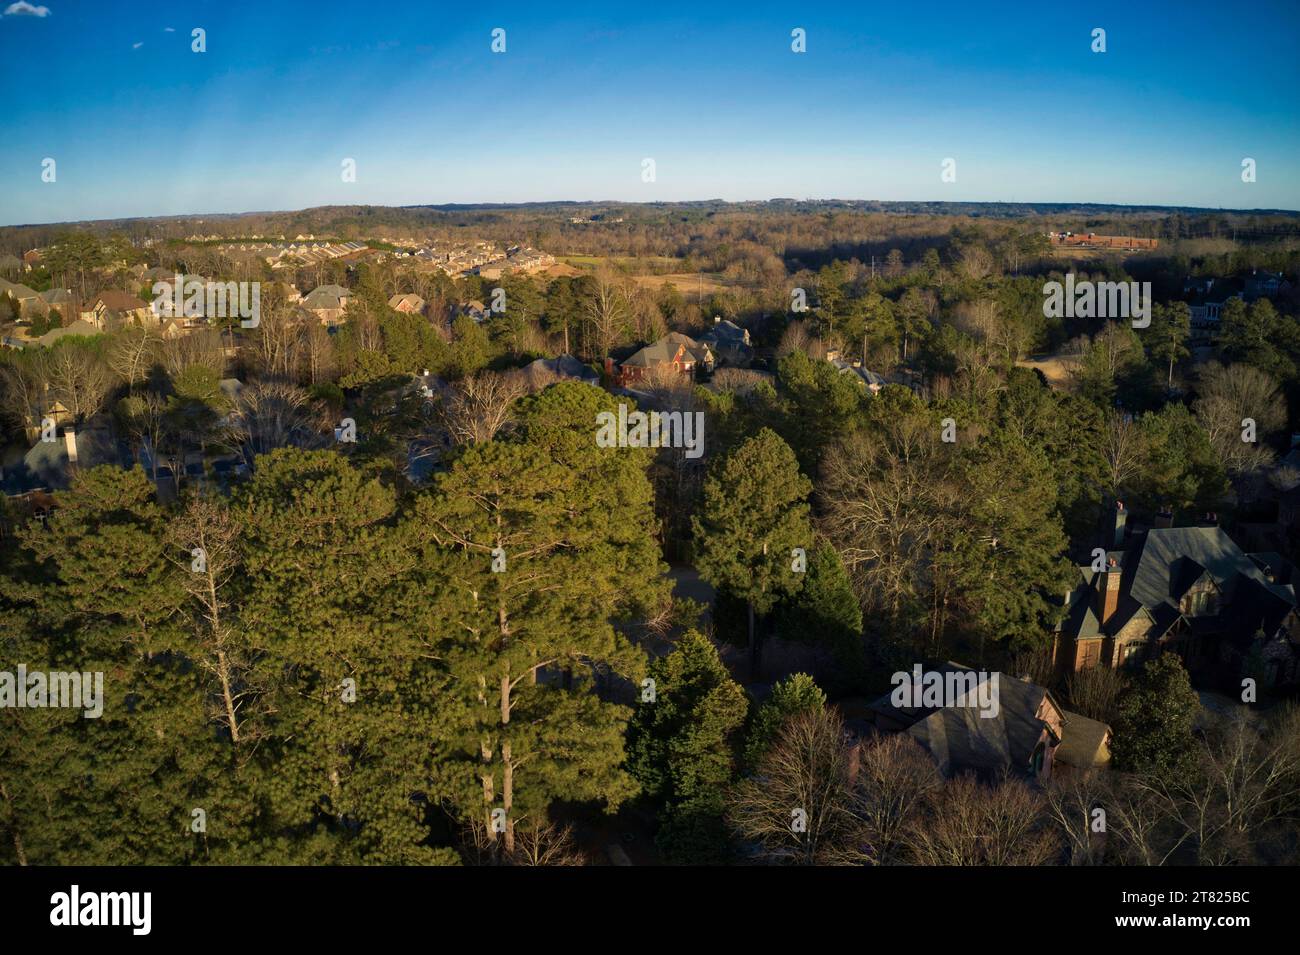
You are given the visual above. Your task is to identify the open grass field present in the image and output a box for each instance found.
[1016,354,1074,388]
[557,255,730,299]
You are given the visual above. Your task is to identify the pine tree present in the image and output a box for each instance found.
[626,630,748,862]
[775,541,863,667]
[413,403,663,854]
[1,466,226,863]
[235,448,437,863]
[742,672,826,770]
[937,431,1071,658]
[692,428,812,677]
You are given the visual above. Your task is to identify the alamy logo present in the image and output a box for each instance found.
[1042,274,1151,327]
[0,665,103,718]
[50,885,151,936]
[152,273,261,328]
[889,665,1000,719]
[596,405,705,459]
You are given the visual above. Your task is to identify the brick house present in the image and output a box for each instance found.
[1055,502,1300,689]
[611,332,713,387]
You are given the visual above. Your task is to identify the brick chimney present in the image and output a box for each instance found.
[1098,557,1121,625]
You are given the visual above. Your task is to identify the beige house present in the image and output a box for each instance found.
[301,284,353,326]
[0,278,42,317]
[388,293,426,315]
[80,291,151,330]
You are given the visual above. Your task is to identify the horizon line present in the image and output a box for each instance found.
[6,196,1300,231]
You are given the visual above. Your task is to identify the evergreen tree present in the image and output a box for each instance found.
[235,449,437,863]
[412,422,660,854]
[692,428,812,678]
[742,672,826,770]
[626,630,747,862]
[774,541,863,675]
[1111,652,1200,781]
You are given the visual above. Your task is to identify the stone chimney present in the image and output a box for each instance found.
[1109,499,1127,548]
[63,428,77,465]
[1098,557,1121,625]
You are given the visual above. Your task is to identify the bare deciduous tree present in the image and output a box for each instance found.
[226,379,328,467]
[45,344,113,423]
[106,326,160,387]
[459,817,585,866]
[1066,666,1127,724]
[1043,770,1112,865]
[0,353,49,436]
[820,414,952,618]
[1102,411,1143,494]
[727,708,867,865]
[1194,361,1285,475]
[438,370,527,446]
[584,269,628,361]
[165,497,260,752]
[851,732,941,864]
[906,773,1059,866]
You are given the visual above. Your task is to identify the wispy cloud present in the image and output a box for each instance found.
[132,41,143,49]
[3,2,52,16]
[164,26,174,32]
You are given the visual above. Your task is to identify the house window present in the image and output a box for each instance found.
[1182,589,1217,616]
[1030,741,1046,776]
[1120,642,1143,668]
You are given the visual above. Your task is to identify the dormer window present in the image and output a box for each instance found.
[1181,588,1217,616]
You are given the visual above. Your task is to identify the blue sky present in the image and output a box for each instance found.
[1,0,1297,225]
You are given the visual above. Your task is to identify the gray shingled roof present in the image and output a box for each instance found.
[902,671,1053,779]
[302,285,350,309]
[1129,526,1293,612]
[1061,526,1298,643]
[525,354,600,384]
[623,332,711,369]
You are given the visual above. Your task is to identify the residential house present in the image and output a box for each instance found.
[1055,502,1300,689]
[37,321,102,346]
[0,278,42,317]
[522,354,601,390]
[1,425,119,496]
[388,293,426,315]
[825,350,887,393]
[699,317,754,368]
[79,291,151,330]
[1245,270,1290,300]
[456,300,489,323]
[612,332,713,387]
[865,664,1111,781]
[39,287,75,320]
[301,284,353,326]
